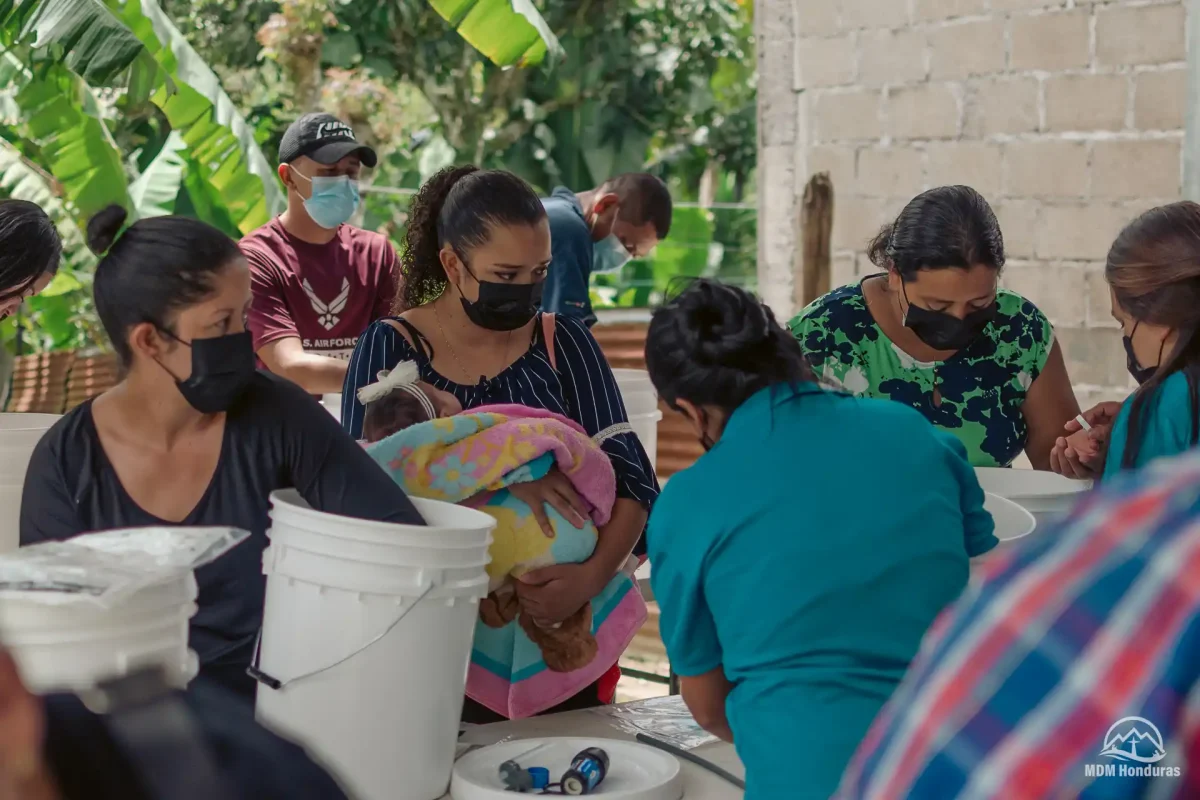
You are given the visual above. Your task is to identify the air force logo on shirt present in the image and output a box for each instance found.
[302,278,350,330]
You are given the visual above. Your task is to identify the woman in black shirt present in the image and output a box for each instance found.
[19,206,423,702]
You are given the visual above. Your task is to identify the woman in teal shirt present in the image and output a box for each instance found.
[644,279,997,800]
[1051,202,1200,480]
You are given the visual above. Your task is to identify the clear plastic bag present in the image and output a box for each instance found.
[75,527,249,571]
[0,527,249,608]
[595,695,720,750]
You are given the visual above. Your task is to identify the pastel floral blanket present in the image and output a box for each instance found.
[364,404,647,718]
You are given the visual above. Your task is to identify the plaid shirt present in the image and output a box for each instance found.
[837,451,1200,800]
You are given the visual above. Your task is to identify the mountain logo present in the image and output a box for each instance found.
[1099,716,1166,764]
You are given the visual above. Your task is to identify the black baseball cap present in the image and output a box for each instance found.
[278,112,377,168]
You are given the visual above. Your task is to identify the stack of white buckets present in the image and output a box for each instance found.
[0,412,60,553]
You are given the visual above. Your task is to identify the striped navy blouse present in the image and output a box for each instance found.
[341,313,660,521]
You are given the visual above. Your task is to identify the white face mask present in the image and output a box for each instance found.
[592,233,632,273]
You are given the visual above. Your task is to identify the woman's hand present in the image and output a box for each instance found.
[515,563,606,625]
[508,467,589,538]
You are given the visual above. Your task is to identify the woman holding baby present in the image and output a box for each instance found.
[341,166,658,721]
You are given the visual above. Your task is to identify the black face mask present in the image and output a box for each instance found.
[1123,322,1162,386]
[901,282,996,351]
[157,328,257,413]
[458,263,543,332]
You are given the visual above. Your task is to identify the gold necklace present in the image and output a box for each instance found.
[434,312,513,384]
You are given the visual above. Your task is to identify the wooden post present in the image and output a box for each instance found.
[795,172,834,309]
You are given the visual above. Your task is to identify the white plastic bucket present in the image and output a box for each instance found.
[0,572,198,693]
[975,467,1092,533]
[322,393,342,423]
[254,490,497,800]
[0,412,60,553]
[612,369,663,472]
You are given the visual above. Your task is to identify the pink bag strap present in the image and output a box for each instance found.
[542,312,557,372]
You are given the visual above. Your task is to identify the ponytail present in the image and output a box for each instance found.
[395,165,545,312]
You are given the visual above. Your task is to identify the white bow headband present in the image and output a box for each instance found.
[355,361,437,420]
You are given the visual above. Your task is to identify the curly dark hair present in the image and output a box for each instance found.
[645,278,813,414]
[395,165,547,312]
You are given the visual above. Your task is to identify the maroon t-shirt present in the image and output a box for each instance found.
[240,218,398,362]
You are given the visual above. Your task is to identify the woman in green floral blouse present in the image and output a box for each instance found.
[789,186,1079,468]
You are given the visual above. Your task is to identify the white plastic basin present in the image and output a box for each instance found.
[984,491,1036,543]
[976,467,1091,532]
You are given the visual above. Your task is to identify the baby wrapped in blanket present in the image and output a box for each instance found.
[357,364,647,719]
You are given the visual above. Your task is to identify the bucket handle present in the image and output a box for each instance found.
[247,581,435,690]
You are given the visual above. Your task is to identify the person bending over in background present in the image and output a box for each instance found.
[0,199,62,320]
[645,279,995,800]
[1052,202,1200,482]
[342,166,658,720]
[241,112,398,394]
[540,173,672,327]
[20,206,423,704]
[790,185,1079,469]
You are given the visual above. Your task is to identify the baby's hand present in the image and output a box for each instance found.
[1065,427,1098,459]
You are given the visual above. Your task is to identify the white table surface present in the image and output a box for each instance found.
[444,706,744,799]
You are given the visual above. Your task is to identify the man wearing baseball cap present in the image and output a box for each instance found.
[240,112,399,395]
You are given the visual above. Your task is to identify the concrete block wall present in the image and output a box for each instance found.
[756,0,1187,404]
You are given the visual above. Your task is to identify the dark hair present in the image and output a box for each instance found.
[645,279,813,417]
[396,166,547,312]
[867,185,1004,281]
[1106,202,1200,469]
[0,199,62,304]
[362,391,432,443]
[601,173,673,239]
[87,205,243,366]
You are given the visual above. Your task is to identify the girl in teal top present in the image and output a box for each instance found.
[644,279,996,800]
[1052,202,1200,480]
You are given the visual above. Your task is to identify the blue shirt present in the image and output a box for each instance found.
[341,313,659,553]
[540,187,596,326]
[1104,371,1198,479]
[647,384,996,800]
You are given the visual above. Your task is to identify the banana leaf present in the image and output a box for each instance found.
[127,128,185,217]
[427,0,562,67]
[7,60,133,218]
[0,136,95,273]
[119,0,284,232]
[1,0,283,234]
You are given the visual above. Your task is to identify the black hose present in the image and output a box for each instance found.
[634,733,746,790]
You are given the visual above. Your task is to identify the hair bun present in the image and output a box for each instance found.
[86,205,129,256]
[677,280,772,367]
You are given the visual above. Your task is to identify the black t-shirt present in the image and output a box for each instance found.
[43,679,348,799]
[19,373,423,680]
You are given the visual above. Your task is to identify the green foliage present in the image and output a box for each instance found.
[0,0,286,355]
[426,0,562,68]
